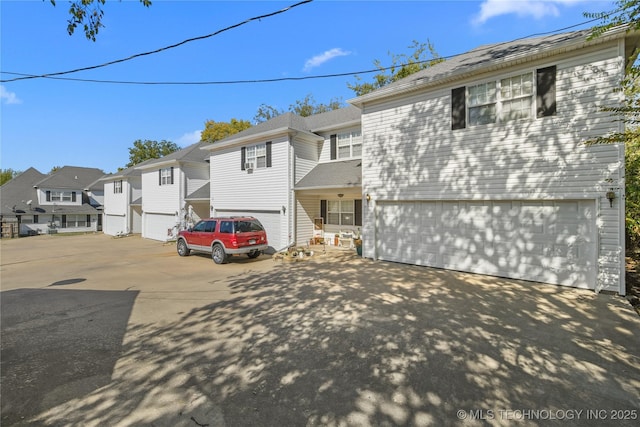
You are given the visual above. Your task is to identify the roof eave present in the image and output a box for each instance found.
[349,26,632,107]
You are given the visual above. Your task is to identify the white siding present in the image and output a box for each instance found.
[184,163,209,196]
[141,168,182,215]
[211,137,289,211]
[362,42,625,293]
[294,138,319,183]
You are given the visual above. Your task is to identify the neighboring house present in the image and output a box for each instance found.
[101,160,153,236]
[350,27,639,295]
[0,166,106,235]
[137,142,210,241]
[202,106,362,253]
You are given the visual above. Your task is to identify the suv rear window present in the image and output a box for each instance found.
[236,220,264,232]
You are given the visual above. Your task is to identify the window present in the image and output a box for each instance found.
[50,191,75,202]
[219,221,234,234]
[114,180,123,194]
[241,142,272,170]
[468,81,497,126]
[331,131,362,160]
[327,200,354,226]
[160,167,173,186]
[193,220,216,232]
[453,67,555,130]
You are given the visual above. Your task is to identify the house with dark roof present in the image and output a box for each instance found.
[0,166,106,235]
[136,141,211,241]
[349,27,639,295]
[201,106,362,252]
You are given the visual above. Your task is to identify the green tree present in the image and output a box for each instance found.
[253,95,343,123]
[47,0,152,41]
[290,94,343,117]
[201,118,252,143]
[253,104,284,124]
[49,166,62,174]
[348,40,444,97]
[0,168,20,186]
[585,2,640,249]
[126,139,179,168]
[585,0,640,36]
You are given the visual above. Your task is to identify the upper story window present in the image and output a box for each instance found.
[46,190,76,203]
[452,66,555,130]
[114,180,123,194]
[331,131,362,160]
[247,144,267,169]
[159,167,174,186]
[467,72,533,126]
[241,141,272,171]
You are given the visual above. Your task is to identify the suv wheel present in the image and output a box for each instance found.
[177,239,190,257]
[212,243,228,264]
[247,250,261,259]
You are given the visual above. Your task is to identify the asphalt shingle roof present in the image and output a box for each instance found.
[140,141,211,168]
[295,159,362,190]
[186,182,210,200]
[34,166,106,190]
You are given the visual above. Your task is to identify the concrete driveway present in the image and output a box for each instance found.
[1,234,639,426]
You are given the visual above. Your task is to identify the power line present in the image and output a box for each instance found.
[0,0,313,83]
[0,7,620,86]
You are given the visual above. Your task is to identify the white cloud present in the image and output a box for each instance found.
[303,48,351,72]
[176,130,201,147]
[473,0,585,25]
[1,85,22,104]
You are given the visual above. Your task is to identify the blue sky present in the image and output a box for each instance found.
[1,0,614,174]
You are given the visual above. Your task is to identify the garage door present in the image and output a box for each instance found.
[104,214,126,236]
[216,210,283,252]
[144,213,176,241]
[376,200,597,288]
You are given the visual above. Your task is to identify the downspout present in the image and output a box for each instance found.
[618,38,627,296]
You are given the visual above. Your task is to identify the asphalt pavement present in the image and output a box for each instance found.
[1,234,639,426]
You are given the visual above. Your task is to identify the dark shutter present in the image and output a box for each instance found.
[266,141,272,167]
[46,190,51,202]
[241,147,246,170]
[34,215,39,224]
[330,134,337,160]
[355,199,362,227]
[86,215,91,225]
[62,215,67,228]
[159,170,162,186]
[72,192,76,202]
[537,66,556,118]
[170,167,174,184]
[451,87,466,130]
[320,200,327,223]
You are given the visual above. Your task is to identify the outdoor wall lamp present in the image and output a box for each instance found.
[365,193,371,202]
[282,206,286,214]
[337,193,344,198]
[606,190,616,208]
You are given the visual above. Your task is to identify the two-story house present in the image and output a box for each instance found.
[0,166,106,235]
[202,106,362,252]
[137,142,210,241]
[350,27,639,295]
[101,160,154,236]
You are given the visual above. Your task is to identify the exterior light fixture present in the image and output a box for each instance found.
[337,193,344,198]
[606,190,616,208]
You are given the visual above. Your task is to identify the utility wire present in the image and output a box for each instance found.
[0,0,313,83]
[0,5,622,86]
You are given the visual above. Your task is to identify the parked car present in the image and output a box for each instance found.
[176,216,268,264]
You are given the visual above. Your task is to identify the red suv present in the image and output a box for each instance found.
[176,216,268,264]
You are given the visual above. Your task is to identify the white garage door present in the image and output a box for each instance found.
[376,200,597,289]
[104,214,126,236]
[144,213,177,241]
[216,210,284,252]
